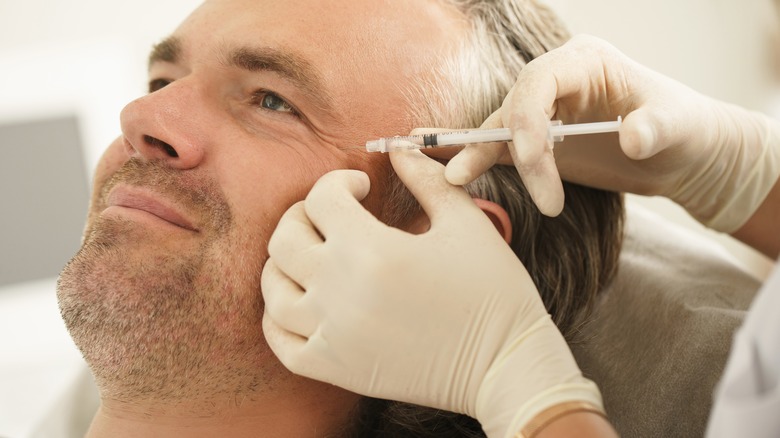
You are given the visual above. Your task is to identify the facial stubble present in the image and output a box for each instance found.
[57,159,280,406]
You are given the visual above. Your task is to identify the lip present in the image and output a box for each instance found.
[105,185,198,232]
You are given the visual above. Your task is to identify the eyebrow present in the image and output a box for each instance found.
[148,36,334,113]
[148,36,181,66]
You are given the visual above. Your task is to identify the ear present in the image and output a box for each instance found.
[472,198,513,244]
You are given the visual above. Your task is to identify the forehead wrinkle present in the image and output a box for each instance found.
[148,35,182,70]
[223,45,335,114]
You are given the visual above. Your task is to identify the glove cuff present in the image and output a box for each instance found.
[516,399,606,438]
[509,382,604,438]
[475,316,603,438]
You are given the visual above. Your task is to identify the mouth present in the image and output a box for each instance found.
[104,185,198,232]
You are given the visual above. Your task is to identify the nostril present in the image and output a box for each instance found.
[143,135,179,158]
[162,143,179,158]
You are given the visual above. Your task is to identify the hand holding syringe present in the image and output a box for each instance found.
[364,117,622,153]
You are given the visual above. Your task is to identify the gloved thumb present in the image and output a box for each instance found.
[620,107,673,160]
[618,103,696,160]
[389,149,484,227]
[304,169,377,238]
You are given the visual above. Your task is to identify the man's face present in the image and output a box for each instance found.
[57,0,465,404]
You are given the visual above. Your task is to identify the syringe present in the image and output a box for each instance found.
[365,117,622,153]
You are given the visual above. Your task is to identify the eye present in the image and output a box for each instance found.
[148,78,172,93]
[251,90,298,116]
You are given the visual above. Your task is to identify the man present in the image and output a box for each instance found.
[53,0,748,436]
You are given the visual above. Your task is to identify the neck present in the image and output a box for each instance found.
[86,378,361,438]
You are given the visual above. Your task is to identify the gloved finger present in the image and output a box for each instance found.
[500,48,589,216]
[510,142,565,216]
[445,110,511,186]
[263,315,342,386]
[620,103,690,160]
[502,74,566,216]
[389,149,484,227]
[503,72,570,217]
[263,310,353,393]
[291,328,359,391]
[267,201,323,288]
[260,258,319,338]
[262,310,309,371]
[304,169,379,239]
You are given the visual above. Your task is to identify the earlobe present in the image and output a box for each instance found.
[472,198,513,244]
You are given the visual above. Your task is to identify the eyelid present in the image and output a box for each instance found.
[251,89,301,118]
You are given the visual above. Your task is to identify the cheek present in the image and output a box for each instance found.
[219,149,350,242]
[346,153,393,217]
[214,142,394,259]
[87,138,130,217]
[94,137,129,182]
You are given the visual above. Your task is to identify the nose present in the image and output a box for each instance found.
[120,81,207,169]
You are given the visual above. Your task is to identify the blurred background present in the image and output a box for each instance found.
[0,0,777,435]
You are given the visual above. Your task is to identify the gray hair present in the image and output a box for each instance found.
[406,0,571,129]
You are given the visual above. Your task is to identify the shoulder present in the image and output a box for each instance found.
[570,201,762,438]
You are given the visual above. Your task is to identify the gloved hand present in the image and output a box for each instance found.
[261,150,603,438]
[443,34,780,233]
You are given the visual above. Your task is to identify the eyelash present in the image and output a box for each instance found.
[147,80,300,119]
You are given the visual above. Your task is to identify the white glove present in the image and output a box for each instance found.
[261,150,602,438]
[444,34,780,233]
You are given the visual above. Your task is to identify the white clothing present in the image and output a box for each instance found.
[707,258,780,438]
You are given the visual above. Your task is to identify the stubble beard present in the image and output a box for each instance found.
[56,160,281,407]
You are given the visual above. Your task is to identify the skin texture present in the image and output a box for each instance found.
[536,412,618,438]
[56,0,468,436]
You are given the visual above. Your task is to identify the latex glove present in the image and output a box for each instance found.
[444,34,780,232]
[261,150,602,438]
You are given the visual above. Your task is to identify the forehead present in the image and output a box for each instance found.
[174,0,468,133]
[180,0,465,60]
